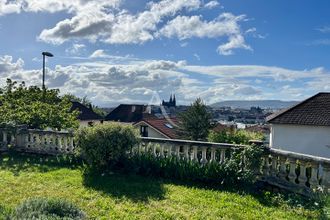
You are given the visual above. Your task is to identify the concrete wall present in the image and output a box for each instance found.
[270,124,330,158]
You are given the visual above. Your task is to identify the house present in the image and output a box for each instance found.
[105,104,151,123]
[266,92,330,158]
[70,101,103,127]
[134,117,179,139]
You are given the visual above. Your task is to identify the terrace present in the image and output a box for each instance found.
[0,127,329,219]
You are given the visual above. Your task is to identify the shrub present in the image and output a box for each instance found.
[208,129,264,145]
[75,123,140,168]
[10,197,86,220]
[122,144,264,186]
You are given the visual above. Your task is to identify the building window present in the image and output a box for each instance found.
[140,125,148,137]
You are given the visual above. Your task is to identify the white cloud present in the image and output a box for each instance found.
[204,1,219,9]
[0,0,253,55]
[90,49,109,58]
[65,43,86,55]
[159,13,251,55]
[3,54,326,106]
[0,55,24,73]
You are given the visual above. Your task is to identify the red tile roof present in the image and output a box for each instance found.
[135,118,179,139]
[266,92,330,126]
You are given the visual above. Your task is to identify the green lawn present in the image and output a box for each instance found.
[0,152,327,219]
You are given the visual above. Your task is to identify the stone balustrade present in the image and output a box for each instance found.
[138,137,330,195]
[137,137,246,164]
[261,148,330,195]
[1,128,75,155]
[1,128,329,196]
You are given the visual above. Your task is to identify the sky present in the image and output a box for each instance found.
[1,0,330,107]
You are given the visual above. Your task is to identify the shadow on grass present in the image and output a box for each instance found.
[82,169,166,202]
[0,150,82,176]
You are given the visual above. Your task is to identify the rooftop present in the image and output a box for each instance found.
[266,92,330,126]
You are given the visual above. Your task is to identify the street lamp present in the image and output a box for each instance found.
[42,51,54,90]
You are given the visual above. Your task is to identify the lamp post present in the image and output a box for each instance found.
[42,51,54,90]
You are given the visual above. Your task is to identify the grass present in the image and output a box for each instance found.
[0,152,328,220]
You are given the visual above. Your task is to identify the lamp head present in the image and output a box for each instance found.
[42,52,54,57]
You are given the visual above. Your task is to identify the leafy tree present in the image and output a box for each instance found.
[178,98,212,141]
[0,79,79,130]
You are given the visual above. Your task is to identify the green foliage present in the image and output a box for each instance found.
[178,98,212,141]
[75,123,140,168]
[123,144,264,186]
[10,197,86,220]
[208,129,265,144]
[0,79,79,130]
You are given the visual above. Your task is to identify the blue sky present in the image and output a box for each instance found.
[1,0,330,107]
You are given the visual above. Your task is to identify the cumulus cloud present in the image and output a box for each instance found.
[3,54,325,106]
[159,13,251,55]
[0,55,24,73]
[1,0,253,55]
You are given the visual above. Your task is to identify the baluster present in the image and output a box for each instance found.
[210,147,216,162]
[58,135,63,152]
[175,145,180,158]
[191,146,198,161]
[24,133,29,148]
[138,142,143,155]
[287,158,297,184]
[63,136,68,151]
[43,133,48,150]
[36,134,42,151]
[322,164,330,193]
[200,147,207,164]
[278,157,287,180]
[270,155,278,177]
[145,142,152,154]
[152,143,157,157]
[69,136,74,153]
[3,131,7,146]
[298,161,308,187]
[309,162,319,189]
[166,143,172,157]
[159,143,165,158]
[47,134,53,151]
[262,155,270,176]
[219,149,226,164]
[184,145,190,160]
[32,134,37,150]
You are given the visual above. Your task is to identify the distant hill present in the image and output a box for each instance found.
[211,100,299,109]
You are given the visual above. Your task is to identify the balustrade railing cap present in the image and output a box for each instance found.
[140,137,247,148]
[267,147,330,164]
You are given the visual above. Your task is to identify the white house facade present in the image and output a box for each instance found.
[133,118,178,139]
[267,92,330,158]
[269,124,330,158]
